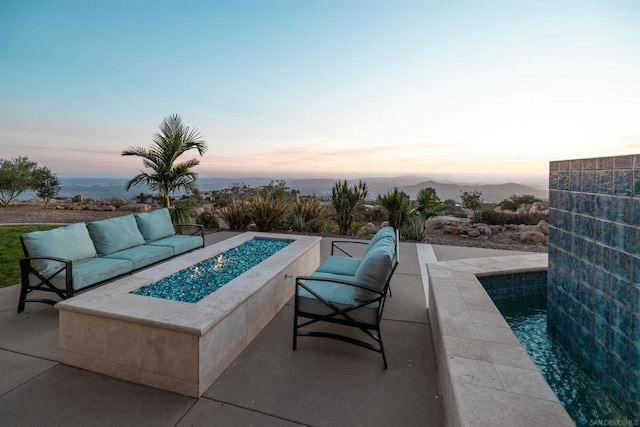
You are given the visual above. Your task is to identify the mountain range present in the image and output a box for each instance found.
[19,175,548,204]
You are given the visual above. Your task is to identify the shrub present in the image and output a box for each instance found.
[499,194,542,211]
[331,180,368,235]
[461,191,484,223]
[402,216,426,241]
[289,197,328,232]
[219,199,252,231]
[169,204,193,225]
[480,208,545,226]
[305,218,326,233]
[415,187,445,218]
[377,187,412,230]
[248,194,290,232]
[196,211,219,228]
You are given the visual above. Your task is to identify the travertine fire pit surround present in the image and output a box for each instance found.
[56,232,321,397]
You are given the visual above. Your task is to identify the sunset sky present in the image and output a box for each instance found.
[1,0,639,185]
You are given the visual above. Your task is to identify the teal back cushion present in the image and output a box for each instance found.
[134,208,175,243]
[22,223,97,272]
[364,226,396,257]
[354,239,394,292]
[87,215,146,256]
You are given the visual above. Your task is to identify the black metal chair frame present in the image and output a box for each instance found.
[293,239,399,368]
[17,224,205,313]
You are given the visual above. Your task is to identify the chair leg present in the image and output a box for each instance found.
[378,328,388,369]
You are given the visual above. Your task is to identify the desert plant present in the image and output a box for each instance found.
[402,216,426,241]
[169,202,193,225]
[331,180,368,235]
[415,187,444,218]
[289,196,328,232]
[461,190,484,223]
[195,211,219,228]
[122,114,207,208]
[248,194,290,232]
[377,187,412,230]
[219,199,252,231]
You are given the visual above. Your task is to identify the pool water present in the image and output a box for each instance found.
[496,297,629,426]
[132,238,292,303]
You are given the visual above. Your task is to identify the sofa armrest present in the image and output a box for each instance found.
[295,275,384,298]
[174,223,204,239]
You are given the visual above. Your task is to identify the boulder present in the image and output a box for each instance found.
[118,203,151,212]
[536,220,549,235]
[519,230,546,244]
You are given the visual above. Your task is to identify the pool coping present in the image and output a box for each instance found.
[418,245,576,427]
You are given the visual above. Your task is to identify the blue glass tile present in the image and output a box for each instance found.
[595,195,612,219]
[594,314,610,345]
[596,170,613,194]
[579,194,595,217]
[610,329,630,360]
[611,302,631,337]
[614,170,633,196]
[612,250,632,281]
[580,216,595,239]
[558,191,570,210]
[569,170,581,191]
[634,169,640,197]
[611,223,633,253]
[611,277,632,311]
[559,171,570,190]
[549,171,559,190]
[635,199,640,227]
[633,257,640,286]
[612,196,633,225]
[581,169,596,193]
[632,314,640,343]
[632,285,640,317]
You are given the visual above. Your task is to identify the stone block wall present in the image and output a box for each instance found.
[547,154,639,419]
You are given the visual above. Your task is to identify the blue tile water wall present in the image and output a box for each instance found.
[548,154,640,419]
[478,271,547,303]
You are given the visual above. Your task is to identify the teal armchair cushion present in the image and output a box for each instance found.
[354,239,394,293]
[21,223,97,273]
[134,208,175,243]
[315,256,362,276]
[87,215,146,256]
[364,226,396,257]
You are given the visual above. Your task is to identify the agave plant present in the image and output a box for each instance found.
[248,194,290,232]
[219,199,252,231]
[402,216,426,241]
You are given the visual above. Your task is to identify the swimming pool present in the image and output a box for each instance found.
[497,297,630,426]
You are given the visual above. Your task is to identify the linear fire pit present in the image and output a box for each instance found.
[56,232,321,397]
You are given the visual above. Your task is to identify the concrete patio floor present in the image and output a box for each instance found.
[0,231,532,426]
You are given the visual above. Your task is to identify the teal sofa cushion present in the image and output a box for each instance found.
[354,239,394,293]
[87,215,146,256]
[148,235,203,256]
[103,245,173,270]
[21,223,97,273]
[134,208,175,243]
[45,257,133,291]
[315,256,362,276]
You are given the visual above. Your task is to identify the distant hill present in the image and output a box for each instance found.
[17,175,548,204]
[283,177,547,203]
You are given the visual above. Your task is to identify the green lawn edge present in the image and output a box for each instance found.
[0,225,59,288]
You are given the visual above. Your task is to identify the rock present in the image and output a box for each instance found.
[118,203,151,212]
[519,230,546,243]
[536,220,549,235]
[109,197,128,208]
[468,229,481,237]
[358,222,377,236]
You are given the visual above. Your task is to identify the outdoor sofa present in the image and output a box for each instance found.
[293,226,399,367]
[17,207,204,312]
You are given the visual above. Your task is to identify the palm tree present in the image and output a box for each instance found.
[122,114,207,208]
